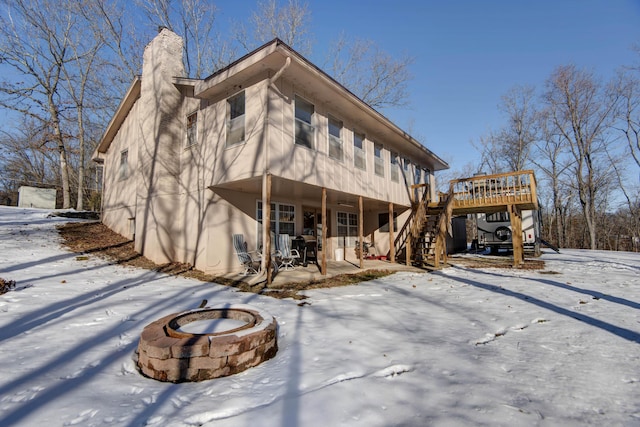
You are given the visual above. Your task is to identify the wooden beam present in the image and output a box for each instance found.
[509,204,524,267]
[265,173,273,284]
[358,196,364,269]
[389,202,395,263]
[321,187,327,275]
[406,233,412,266]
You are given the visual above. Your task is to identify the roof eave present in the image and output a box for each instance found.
[92,77,142,161]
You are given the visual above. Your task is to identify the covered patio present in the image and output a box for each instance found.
[211,172,428,284]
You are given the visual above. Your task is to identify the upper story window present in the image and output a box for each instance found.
[422,167,430,184]
[119,149,129,180]
[353,132,366,170]
[390,151,399,182]
[186,112,198,147]
[414,164,423,185]
[328,115,343,161]
[374,143,384,177]
[295,96,315,149]
[403,158,411,183]
[226,92,245,146]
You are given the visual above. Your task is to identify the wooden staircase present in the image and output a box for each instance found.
[393,170,538,268]
[392,185,454,269]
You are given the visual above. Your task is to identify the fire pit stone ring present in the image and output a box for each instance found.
[136,304,278,382]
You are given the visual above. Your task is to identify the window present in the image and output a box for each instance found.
[486,212,510,222]
[353,132,366,170]
[119,150,129,180]
[295,96,314,149]
[186,112,198,146]
[328,115,343,160]
[378,212,398,232]
[226,92,245,146]
[403,158,412,183]
[422,167,430,184]
[390,151,399,182]
[337,211,358,247]
[414,165,422,186]
[374,143,384,177]
[257,201,296,248]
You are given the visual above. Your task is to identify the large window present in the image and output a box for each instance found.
[119,149,129,180]
[186,112,198,146]
[257,201,296,248]
[328,115,343,161]
[374,143,384,177]
[295,96,315,149]
[353,132,366,170]
[390,151,399,182]
[226,92,245,146]
[337,211,358,247]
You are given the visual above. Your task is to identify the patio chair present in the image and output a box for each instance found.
[232,234,261,275]
[278,234,300,271]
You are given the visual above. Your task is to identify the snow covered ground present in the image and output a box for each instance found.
[0,206,638,427]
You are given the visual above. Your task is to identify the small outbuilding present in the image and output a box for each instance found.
[18,186,57,209]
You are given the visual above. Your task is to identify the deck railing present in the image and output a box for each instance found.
[436,170,538,212]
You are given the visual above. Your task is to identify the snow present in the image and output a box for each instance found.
[0,206,638,427]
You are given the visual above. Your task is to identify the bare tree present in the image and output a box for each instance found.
[59,2,105,211]
[473,131,503,174]
[474,85,538,173]
[613,70,640,168]
[325,35,414,109]
[531,112,574,247]
[136,0,234,77]
[0,0,75,208]
[236,1,412,110]
[543,65,619,249]
[234,0,313,55]
[497,85,538,170]
[0,121,60,194]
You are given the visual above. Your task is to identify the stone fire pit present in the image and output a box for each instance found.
[136,304,278,382]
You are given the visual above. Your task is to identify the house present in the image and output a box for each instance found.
[92,28,449,278]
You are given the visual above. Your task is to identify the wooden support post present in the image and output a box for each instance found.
[389,202,395,263]
[321,187,327,275]
[509,204,524,267]
[358,196,364,269]
[406,233,412,266]
[264,173,273,284]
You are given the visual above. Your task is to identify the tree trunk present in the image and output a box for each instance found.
[49,101,71,209]
[76,104,85,211]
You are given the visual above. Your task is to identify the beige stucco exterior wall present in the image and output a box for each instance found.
[267,79,429,206]
[101,100,141,240]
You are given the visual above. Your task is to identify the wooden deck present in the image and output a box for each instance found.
[430,170,538,215]
[394,170,539,269]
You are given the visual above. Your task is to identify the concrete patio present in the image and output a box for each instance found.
[225,258,428,288]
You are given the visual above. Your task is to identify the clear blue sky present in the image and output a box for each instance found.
[220,0,640,174]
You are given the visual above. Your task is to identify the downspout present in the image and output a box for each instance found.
[262,56,291,274]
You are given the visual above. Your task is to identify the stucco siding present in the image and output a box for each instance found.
[101,100,140,240]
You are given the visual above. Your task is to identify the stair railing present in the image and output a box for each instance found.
[393,186,431,261]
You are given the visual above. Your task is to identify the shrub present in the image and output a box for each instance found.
[0,278,16,295]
